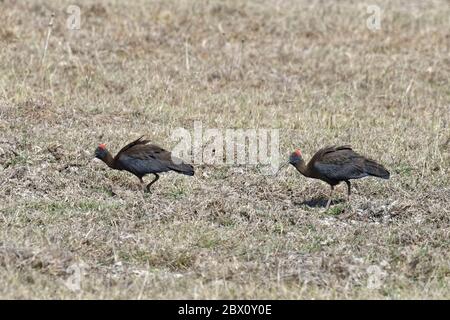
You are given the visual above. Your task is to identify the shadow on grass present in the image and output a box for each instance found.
[295,197,345,208]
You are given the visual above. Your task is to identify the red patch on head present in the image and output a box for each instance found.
[294,149,302,156]
[98,143,106,150]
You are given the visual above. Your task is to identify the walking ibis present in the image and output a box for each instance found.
[94,136,194,192]
[282,145,389,209]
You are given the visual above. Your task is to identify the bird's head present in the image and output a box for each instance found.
[94,143,108,159]
[289,149,303,165]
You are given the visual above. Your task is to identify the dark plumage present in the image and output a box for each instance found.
[286,145,389,209]
[94,136,194,192]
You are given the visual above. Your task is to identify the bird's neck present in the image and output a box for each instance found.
[101,151,115,168]
[294,160,311,177]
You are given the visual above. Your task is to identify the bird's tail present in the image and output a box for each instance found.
[364,159,390,179]
[169,161,195,176]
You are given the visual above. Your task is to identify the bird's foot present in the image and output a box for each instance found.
[107,185,118,197]
[325,199,332,211]
[339,212,355,220]
[339,206,355,220]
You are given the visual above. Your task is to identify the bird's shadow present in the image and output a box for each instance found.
[295,197,345,208]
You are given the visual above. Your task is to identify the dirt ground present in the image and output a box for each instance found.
[0,0,449,299]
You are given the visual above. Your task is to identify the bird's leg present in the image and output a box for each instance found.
[345,180,351,202]
[325,185,334,210]
[139,177,145,191]
[145,174,159,193]
[339,180,357,219]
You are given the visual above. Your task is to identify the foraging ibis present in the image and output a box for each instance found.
[283,145,389,209]
[94,136,194,192]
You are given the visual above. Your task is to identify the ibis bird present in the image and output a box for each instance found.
[283,145,389,209]
[94,136,194,192]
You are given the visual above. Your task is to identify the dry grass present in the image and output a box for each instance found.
[0,0,449,299]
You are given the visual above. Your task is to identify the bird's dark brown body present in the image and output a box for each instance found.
[288,145,389,209]
[94,136,194,191]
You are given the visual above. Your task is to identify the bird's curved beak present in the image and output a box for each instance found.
[275,161,289,176]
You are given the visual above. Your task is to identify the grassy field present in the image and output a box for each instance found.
[0,0,449,299]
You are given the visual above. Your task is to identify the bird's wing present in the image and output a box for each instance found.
[118,143,194,175]
[115,144,175,175]
[118,144,172,161]
[318,145,354,161]
[312,146,368,180]
[308,145,351,167]
[114,136,151,160]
